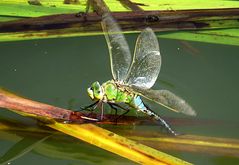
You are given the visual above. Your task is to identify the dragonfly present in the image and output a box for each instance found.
[85,13,196,135]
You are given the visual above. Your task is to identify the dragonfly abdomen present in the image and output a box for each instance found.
[129,96,147,111]
[130,96,160,119]
[130,95,176,135]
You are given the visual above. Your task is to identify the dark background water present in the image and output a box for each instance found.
[0,33,239,164]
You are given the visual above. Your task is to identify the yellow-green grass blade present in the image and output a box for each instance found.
[158,28,239,46]
[49,122,192,165]
[0,28,238,46]
[1,118,239,159]
[0,135,50,164]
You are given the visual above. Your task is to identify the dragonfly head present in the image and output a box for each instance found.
[87,81,104,101]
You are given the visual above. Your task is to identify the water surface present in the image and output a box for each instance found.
[0,34,239,164]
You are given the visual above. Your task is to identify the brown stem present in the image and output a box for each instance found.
[0,8,239,33]
[0,88,83,122]
[0,88,149,125]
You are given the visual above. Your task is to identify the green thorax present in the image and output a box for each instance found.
[102,80,135,103]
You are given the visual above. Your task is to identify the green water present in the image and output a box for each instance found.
[0,34,239,164]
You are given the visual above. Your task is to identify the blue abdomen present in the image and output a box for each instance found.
[129,96,147,110]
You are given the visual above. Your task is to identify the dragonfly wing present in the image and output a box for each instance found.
[125,28,161,89]
[131,86,196,116]
[101,13,131,81]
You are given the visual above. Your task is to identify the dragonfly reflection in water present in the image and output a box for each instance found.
[84,13,196,135]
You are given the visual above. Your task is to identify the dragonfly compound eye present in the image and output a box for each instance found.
[87,87,95,100]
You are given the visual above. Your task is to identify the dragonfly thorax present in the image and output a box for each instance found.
[102,80,135,104]
[87,80,135,104]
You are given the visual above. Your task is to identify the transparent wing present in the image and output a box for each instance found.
[131,86,196,116]
[101,13,131,81]
[125,28,161,89]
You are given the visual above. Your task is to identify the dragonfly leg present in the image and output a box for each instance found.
[143,103,178,136]
[77,101,99,119]
[80,100,99,111]
[108,103,130,122]
[108,103,118,116]
[80,101,106,120]
[97,101,105,120]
